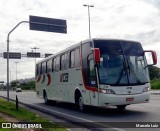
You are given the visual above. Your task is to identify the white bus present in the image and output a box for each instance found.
[35,38,157,111]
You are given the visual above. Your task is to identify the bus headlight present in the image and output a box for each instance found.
[99,89,115,94]
[143,87,150,92]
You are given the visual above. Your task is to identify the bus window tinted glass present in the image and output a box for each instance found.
[61,54,65,70]
[70,50,75,68]
[55,56,60,71]
[94,40,149,86]
[75,48,80,67]
[122,42,143,56]
[42,62,46,74]
[36,65,39,75]
[39,64,42,74]
[47,59,52,73]
[64,52,69,70]
[52,58,54,72]
[94,40,122,55]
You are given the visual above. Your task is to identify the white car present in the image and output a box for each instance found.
[16,88,22,92]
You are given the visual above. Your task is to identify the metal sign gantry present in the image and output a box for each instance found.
[6,15,67,101]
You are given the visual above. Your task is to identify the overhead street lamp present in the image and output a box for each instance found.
[83,4,94,38]
[6,16,67,101]
[31,47,39,67]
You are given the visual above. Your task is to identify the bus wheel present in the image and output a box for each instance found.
[117,105,126,111]
[78,96,85,111]
[44,91,49,104]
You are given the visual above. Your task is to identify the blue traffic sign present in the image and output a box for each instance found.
[3,52,21,59]
[29,15,67,33]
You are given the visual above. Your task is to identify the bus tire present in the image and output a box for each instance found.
[75,90,86,111]
[78,95,86,111]
[117,105,126,111]
[43,90,49,104]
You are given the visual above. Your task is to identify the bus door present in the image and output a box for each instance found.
[82,42,99,106]
[88,54,99,106]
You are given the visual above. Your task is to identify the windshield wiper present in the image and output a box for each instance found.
[116,62,127,84]
[126,60,142,84]
[116,61,142,85]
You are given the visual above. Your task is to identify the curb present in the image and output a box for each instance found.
[151,93,160,95]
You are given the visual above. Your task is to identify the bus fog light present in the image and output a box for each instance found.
[99,89,115,94]
[143,87,150,92]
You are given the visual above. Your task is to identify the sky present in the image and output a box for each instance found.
[0,0,160,82]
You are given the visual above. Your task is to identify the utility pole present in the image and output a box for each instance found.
[14,62,18,88]
[31,47,39,67]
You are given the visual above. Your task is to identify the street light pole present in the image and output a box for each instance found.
[9,70,11,84]
[7,21,29,101]
[14,62,18,88]
[6,19,65,101]
[31,47,39,67]
[83,4,94,38]
[31,47,39,90]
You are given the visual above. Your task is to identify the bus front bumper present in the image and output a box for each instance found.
[98,92,150,107]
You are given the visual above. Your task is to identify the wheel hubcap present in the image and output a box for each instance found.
[79,97,84,110]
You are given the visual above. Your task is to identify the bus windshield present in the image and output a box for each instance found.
[94,40,149,86]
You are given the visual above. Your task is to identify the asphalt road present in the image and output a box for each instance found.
[0,91,160,131]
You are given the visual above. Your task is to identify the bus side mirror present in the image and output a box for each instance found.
[94,48,100,64]
[144,50,157,65]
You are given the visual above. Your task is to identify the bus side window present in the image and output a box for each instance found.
[61,54,65,70]
[36,64,39,76]
[75,48,80,67]
[70,50,75,68]
[52,58,54,72]
[47,59,52,73]
[70,47,80,68]
[54,56,60,71]
[54,57,56,72]
[40,63,42,75]
[42,62,46,74]
[45,61,48,73]
[64,52,69,70]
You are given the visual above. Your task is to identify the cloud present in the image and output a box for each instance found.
[145,0,160,9]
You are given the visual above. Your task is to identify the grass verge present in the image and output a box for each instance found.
[151,79,160,89]
[0,99,66,131]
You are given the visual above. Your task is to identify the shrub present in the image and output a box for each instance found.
[151,79,160,89]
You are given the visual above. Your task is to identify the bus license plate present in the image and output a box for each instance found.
[126,98,134,101]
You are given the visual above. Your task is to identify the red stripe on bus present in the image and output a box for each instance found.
[36,75,41,82]
[47,73,51,86]
[82,69,98,92]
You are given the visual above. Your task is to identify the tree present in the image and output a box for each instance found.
[11,81,17,87]
[148,66,160,80]
[28,81,35,90]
